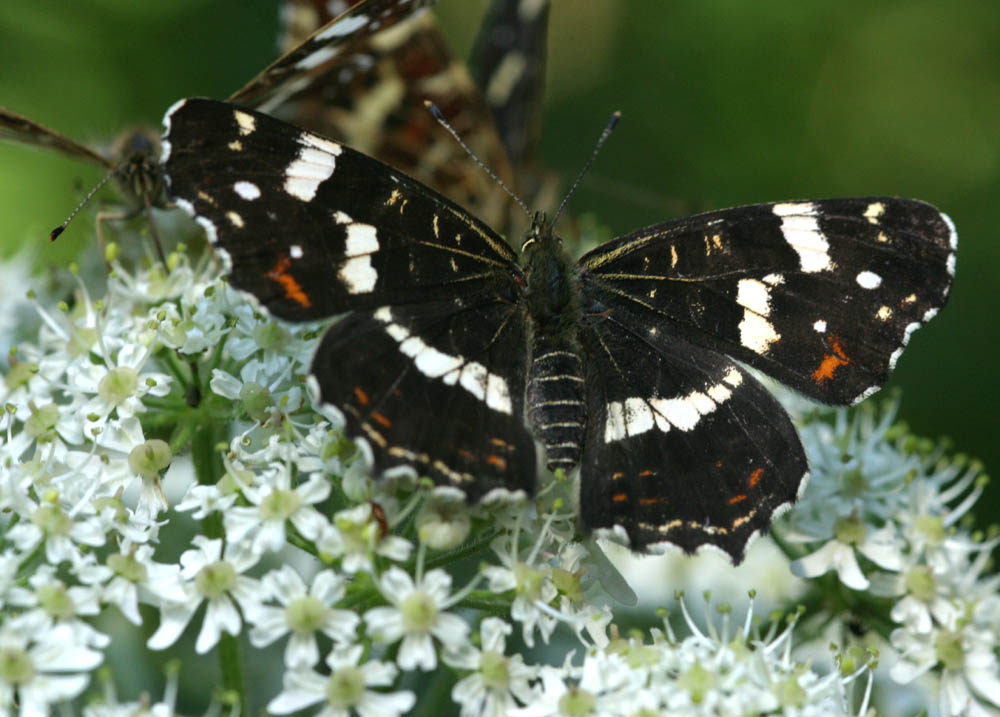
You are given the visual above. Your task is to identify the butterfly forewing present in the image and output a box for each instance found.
[0,106,112,168]
[576,305,807,561]
[313,298,535,500]
[579,198,956,404]
[162,99,521,321]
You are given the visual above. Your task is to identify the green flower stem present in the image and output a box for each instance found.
[187,411,244,711]
[455,594,515,614]
[159,347,192,386]
[410,662,457,717]
[217,632,247,717]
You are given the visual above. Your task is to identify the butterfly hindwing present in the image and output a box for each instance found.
[312,298,535,500]
[162,99,521,321]
[577,304,807,561]
[579,198,956,404]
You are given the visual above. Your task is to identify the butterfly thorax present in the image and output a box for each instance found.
[521,213,586,472]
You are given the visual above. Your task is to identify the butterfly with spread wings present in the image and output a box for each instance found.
[162,98,954,562]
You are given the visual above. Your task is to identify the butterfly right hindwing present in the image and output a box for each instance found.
[577,304,807,561]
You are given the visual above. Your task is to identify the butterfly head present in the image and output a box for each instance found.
[520,210,561,254]
[111,128,165,207]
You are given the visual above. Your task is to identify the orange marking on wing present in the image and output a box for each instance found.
[266,254,312,308]
[728,494,748,505]
[812,335,850,384]
[612,493,629,503]
[638,469,654,477]
[353,386,370,406]
[611,471,624,481]
[639,496,666,506]
[748,467,764,488]
[485,454,508,471]
[371,411,392,428]
[457,448,474,461]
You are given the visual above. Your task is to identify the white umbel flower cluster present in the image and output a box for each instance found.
[0,250,994,716]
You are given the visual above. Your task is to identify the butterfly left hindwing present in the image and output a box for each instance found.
[312,299,536,501]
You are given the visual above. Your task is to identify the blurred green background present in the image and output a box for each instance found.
[1,0,995,514]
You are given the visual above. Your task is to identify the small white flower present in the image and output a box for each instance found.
[790,517,903,590]
[84,543,185,626]
[482,532,558,648]
[446,618,539,717]
[364,567,470,671]
[267,644,415,717]
[223,465,330,554]
[68,341,171,439]
[891,595,1000,716]
[146,536,262,654]
[0,622,103,714]
[248,566,359,668]
[316,503,412,574]
[5,564,109,650]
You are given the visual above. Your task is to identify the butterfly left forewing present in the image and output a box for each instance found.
[579,197,955,404]
[577,304,806,561]
[162,99,521,322]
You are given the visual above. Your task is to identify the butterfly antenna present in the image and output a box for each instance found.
[49,169,117,241]
[552,111,620,225]
[425,100,531,218]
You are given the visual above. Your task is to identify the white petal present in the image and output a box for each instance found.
[398,632,437,671]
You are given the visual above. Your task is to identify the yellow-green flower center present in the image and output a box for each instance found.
[98,367,138,404]
[326,666,365,708]
[0,647,34,685]
[195,561,236,599]
[400,591,438,633]
[260,488,302,521]
[286,595,327,635]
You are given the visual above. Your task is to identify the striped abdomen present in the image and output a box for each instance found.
[526,336,586,472]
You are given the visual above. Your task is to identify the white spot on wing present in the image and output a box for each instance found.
[813,319,827,333]
[233,181,261,201]
[374,309,512,414]
[604,368,742,441]
[338,256,377,293]
[773,202,833,273]
[736,278,771,316]
[738,312,780,354]
[344,222,378,256]
[284,139,342,201]
[856,270,882,290]
[233,110,256,136]
[863,202,885,224]
[226,211,244,228]
[290,245,303,259]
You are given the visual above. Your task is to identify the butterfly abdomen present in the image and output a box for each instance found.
[526,334,586,472]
